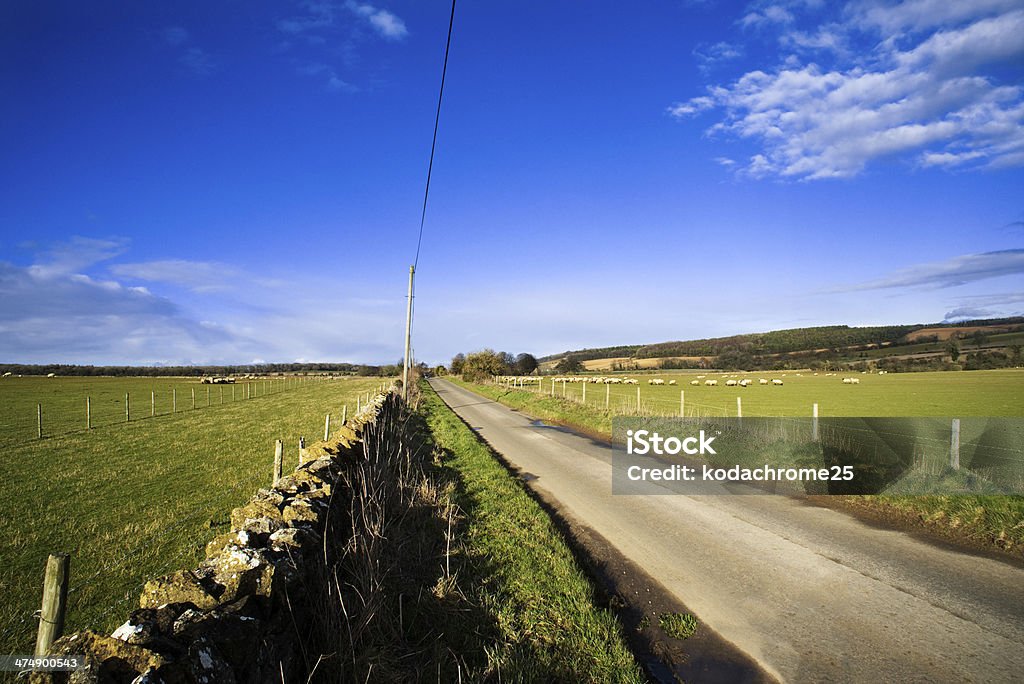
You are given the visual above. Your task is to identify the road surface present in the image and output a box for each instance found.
[430,378,1024,683]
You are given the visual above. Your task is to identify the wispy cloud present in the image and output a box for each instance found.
[345,1,408,40]
[110,259,245,294]
[693,41,744,74]
[295,61,355,92]
[670,2,1024,179]
[27,236,128,280]
[160,25,216,76]
[0,237,410,365]
[836,249,1024,291]
[161,26,190,46]
[276,1,407,91]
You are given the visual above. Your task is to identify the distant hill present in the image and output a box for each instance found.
[539,317,1024,372]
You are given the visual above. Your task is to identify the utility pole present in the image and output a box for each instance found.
[402,265,415,400]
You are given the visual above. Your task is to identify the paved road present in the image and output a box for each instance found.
[430,378,1024,683]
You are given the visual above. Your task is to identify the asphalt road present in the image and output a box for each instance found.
[430,378,1024,683]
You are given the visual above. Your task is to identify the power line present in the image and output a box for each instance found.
[414,0,456,270]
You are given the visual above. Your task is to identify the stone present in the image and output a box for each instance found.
[140,570,220,610]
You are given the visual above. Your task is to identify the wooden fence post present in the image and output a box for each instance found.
[680,390,685,418]
[34,553,69,657]
[636,386,641,414]
[273,440,283,483]
[582,382,586,404]
[950,418,961,470]
[207,387,210,407]
[812,403,819,442]
[299,436,306,465]
[357,396,361,412]
[173,388,177,413]
[125,393,130,422]
[151,390,155,417]
[37,403,43,439]
[324,414,331,441]
[606,383,610,409]
[86,397,91,430]
[342,405,347,425]
[191,388,196,410]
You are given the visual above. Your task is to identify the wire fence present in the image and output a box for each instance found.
[0,376,387,658]
[494,377,1024,473]
[0,375,334,447]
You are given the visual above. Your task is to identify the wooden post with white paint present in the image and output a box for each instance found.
[606,383,610,409]
[273,439,283,483]
[324,414,331,441]
[812,403,819,442]
[173,388,177,413]
[86,396,91,430]
[582,381,586,404]
[636,386,641,414]
[37,403,42,439]
[299,436,306,465]
[950,418,961,470]
[125,393,130,422]
[34,553,69,657]
[342,404,348,425]
[151,390,155,417]
[191,388,196,410]
[680,390,685,418]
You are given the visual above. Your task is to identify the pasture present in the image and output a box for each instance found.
[0,375,385,656]
[529,369,1024,418]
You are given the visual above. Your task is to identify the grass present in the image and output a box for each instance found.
[418,381,644,682]
[448,373,1024,556]
[521,368,1024,418]
[0,375,385,656]
[658,613,698,640]
[0,375,317,446]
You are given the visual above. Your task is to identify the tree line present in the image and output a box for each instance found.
[445,350,540,381]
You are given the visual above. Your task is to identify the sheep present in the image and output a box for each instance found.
[772,379,784,386]
[690,380,700,386]
[842,377,860,384]
[2,372,11,377]
[739,379,752,387]
[759,379,769,385]
[705,380,718,386]
[649,379,665,385]
[725,379,738,386]
[668,379,677,385]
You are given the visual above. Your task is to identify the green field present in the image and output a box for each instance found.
[0,375,322,445]
[456,369,1024,555]
[532,368,1024,420]
[0,375,385,656]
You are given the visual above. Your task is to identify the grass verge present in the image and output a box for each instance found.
[418,380,644,682]
[446,377,1024,558]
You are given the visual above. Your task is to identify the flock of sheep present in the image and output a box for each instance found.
[501,373,866,387]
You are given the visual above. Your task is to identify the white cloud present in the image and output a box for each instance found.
[672,2,1024,179]
[110,260,243,293]
[346,2,408,40]
[846,0,1022,35]
[838,249,1024,291]
[0,238,410,365]
[295,61,355,92]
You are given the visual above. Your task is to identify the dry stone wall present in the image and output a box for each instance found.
[33,390,397,684]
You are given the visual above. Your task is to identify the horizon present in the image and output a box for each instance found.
[2,1,1023,367]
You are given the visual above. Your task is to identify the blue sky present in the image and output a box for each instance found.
[1,0,1022,366]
